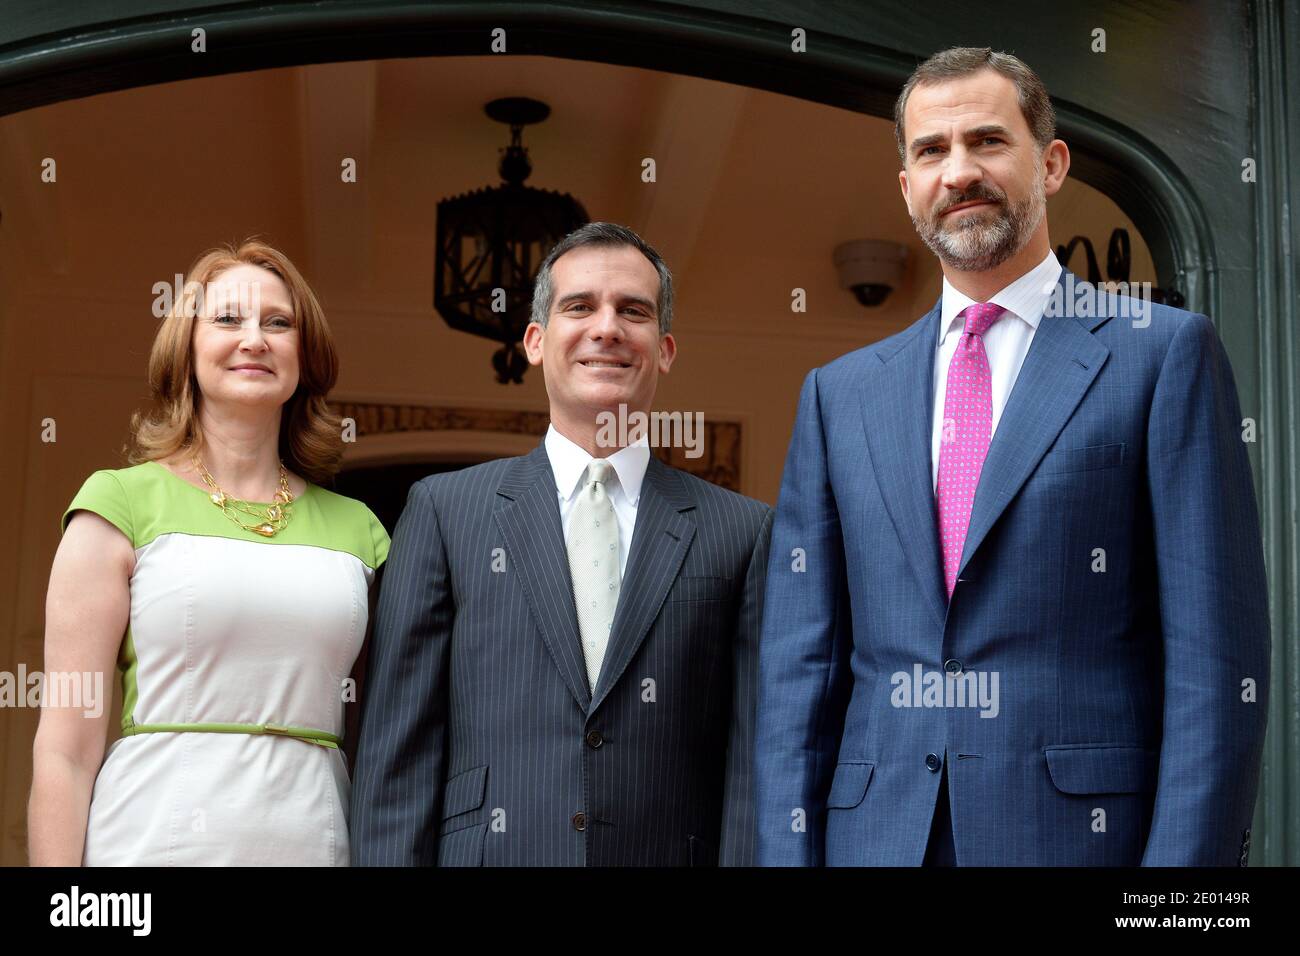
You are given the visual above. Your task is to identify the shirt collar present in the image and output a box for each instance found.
[938,248,1063,344]
[545,423,651,506]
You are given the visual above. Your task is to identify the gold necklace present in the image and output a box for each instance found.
[192,454,295,537]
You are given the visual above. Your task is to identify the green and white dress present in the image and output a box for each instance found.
[62,460,389,866]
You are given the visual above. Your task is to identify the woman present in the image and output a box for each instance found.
[28,240,389,865]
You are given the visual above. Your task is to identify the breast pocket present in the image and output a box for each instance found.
[1040,442,1126,475]
[667,575,728,603]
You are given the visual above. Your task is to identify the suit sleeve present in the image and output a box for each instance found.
[755,368,856,866]
[1140,313,1271,866]
[350,480,454,865]
[718,504,774,866]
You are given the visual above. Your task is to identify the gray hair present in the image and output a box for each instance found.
[894,47,1056,166]
[530,221,674,335]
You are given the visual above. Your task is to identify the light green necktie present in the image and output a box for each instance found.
[566,459,621,691]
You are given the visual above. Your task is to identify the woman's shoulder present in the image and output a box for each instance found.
[61,462,167,539]
[306,484,374,520]
[304,486,390,571]
[96,460,170,489]
[76,460,163,484]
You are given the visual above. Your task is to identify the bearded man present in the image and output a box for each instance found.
[755,47,1269,867]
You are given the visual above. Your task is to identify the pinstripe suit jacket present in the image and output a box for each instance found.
[350,440,773,866]
[755,267,1271,866]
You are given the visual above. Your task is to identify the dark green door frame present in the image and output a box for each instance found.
[1,0,1294,864]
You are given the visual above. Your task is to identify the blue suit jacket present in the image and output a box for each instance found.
[755,267,1270,866]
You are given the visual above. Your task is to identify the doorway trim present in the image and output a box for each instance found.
[0,1,1210,312]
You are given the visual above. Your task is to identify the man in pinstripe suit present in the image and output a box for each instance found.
[351,222,773,866]
[756,48,1270,866]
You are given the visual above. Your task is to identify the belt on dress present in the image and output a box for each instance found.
[120,722,341,748]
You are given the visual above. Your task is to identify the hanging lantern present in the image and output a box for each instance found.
[434,97,589,383]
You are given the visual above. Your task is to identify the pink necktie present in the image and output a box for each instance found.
[936,302,1006,600]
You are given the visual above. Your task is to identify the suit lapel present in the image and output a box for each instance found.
[860,301,948,628]
[493,443,591,712]
[589,456,696,714]
[957,268,1112,577]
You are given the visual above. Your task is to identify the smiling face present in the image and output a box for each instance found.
[191,263,301,412]
[523,244,676,436]
[898,68,1065,272]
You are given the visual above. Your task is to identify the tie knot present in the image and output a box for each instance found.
[961,302,1006,338]
[586,459,614,486]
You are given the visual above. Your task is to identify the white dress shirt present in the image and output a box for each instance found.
[931,249,1063,489]
[545,424,650,578]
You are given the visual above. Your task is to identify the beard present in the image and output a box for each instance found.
[911,168,1046,272]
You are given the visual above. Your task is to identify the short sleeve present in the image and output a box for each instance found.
[62,469,134,543]
[369,507,391,569]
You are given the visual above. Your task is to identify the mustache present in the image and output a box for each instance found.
[936,188,1006,215]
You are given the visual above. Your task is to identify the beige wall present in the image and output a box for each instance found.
[0,55,1154,863]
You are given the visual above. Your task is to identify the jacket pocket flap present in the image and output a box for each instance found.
[1042,442,1126,474]
[826,761,875,809]
[1045,745,1156,794]
[668,576,727,603]
[442,765,488,819]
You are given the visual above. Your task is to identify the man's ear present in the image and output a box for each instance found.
[898,168,912,215]
[1042,139,1071,198]
[523,321,545,366]
[658,333,677,375]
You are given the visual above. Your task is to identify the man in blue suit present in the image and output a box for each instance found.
[755,47,1270,866]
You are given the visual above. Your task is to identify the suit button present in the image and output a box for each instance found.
[586,731,604,749]
[925,753,941,772]
[943,659,962,675]
[572,812,587,832]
